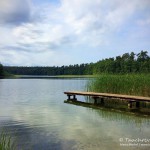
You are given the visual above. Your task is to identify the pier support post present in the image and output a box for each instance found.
[93,96,98,105]
[136,101,140,108]
[73,95,77,101]
[128,101,133,108]
[101,98,104,105]
[67,95,71,100]
[67,94,77,101]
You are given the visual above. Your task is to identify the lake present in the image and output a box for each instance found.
[0,78,150,150]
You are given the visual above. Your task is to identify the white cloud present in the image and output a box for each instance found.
[0,0,150,66]
[0,0,31,25]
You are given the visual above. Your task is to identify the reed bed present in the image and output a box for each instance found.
[88,74,150,97]
[0,131,15,150]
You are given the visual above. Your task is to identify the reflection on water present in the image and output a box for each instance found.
[84,96,150,115]
[0,78,150,150]
[0,119,76,150]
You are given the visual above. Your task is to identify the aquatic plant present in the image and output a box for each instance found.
[0,131,15,150]
[88,74,150,97]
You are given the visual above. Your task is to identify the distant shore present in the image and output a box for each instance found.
[2,74,97,79]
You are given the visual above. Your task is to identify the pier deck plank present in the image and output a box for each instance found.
[64,91,150,102]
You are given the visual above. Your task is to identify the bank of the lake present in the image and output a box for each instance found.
[13,74,96,78]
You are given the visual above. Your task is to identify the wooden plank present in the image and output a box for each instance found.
[64,91,150,102]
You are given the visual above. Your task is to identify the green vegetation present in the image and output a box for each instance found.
[94,50,150,74]
[0,63,14,78]
[4,50,150,75]
[1,50,150,97]
[88,74,150,97]
[0,131,15,150]
[0,63,4,77]
[4,63,93,75]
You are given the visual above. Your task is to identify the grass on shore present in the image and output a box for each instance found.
[88,74,150,97]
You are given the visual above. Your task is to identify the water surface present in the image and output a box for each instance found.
[0,78,150,150]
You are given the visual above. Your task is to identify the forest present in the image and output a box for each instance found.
[2,50,150,75]
[0,63,4,76]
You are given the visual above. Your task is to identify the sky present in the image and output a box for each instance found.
[0,0,150,66]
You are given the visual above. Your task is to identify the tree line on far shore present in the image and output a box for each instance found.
[2,50,150,76]
[0,63,4,76]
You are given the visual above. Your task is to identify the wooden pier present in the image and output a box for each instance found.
[64,91,150,109]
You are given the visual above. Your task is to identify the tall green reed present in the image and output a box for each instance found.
[0,131,15,150]
[88,74,150,97]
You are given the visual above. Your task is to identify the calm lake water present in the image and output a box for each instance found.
[0,78,150,150]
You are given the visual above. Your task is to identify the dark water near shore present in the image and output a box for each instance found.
[0,78,150,150]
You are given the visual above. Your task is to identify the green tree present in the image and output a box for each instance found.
[0,63,4,76]
[3,50,150,75]
[137,51,150,73]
